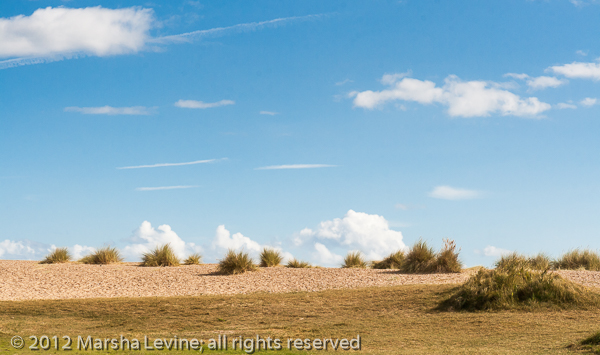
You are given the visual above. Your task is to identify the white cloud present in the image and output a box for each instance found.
[526,76,567,90]
[0,6,154,59]
[174,99,235,109]
[255,164,336,170]
[476,245,512,257]
[297,210,407,261]
[380,71,411,85]
[576,50,588,56]
[351,74,550,117]
[504,73,530,80]
[135,185,198,191]
[395,203,408,210]
[429,185,481,200]
[556,102,577,109]
[212,225,262,253]
[335,79,353,86]
[122,221,201,260]
[64,106,153,115]
[70,244,96,259]
[118,158,223,169]
[313,243,344,266]
[0,239,41,259]
[259,111,279,115]
[580,97,597,106]
[549,61,600,80]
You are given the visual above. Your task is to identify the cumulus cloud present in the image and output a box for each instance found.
[0,6,153,60]
[313,242,344,265]
[212,225,262,253]
[70,244,96,259]
[296,210,407,261]
[476,245,512,257]
[580,97,597,106]
[350,74,551,117]
[174,99,235,109]
[64,106,153,115]
[549,61,600,80]
[0,239,96,260]
[121,221,201,260]
[429,185,481,200]
[255,164,336,170]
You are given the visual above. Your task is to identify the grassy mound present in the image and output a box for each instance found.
[438,266,598,311]
[80,247,123,265]
[372,251,405,269]
[217,249,257,274]
[141,244,181,267]
[184,253,202,265]
[342,251,367,268]
[40,247,71,264]
[553,249,600,271]
[259,248,283,267]
[286,259,311,268]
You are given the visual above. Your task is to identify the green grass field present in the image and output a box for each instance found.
[1,285,600,354]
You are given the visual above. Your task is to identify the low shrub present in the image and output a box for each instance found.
[435,239,462,273]
[40,247,71,264]
[342,251,367,269]
[218,250,257,275]
[553,249,600,271]
[438,266,599,311]
[401,239,437,273]
[141,244,180,267]
[80,247,123,265]
[259,248,283,267]
[184,253,202,265]
[372,251,405,269]
[286,259,311,268]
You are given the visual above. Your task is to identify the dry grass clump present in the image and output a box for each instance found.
[342,251,368,268]
[439,265,599,311]
[259,248,283,267]
[401,240,437,273]
[553,249,600,271]
[495,252,551,271]
[184,253,202,265]
[217,249,257,275]
[571,331,600,353]
[372,251,405,269]
[435,239,462,273]
[141,244,180,267]
[79,247,123,265]
[286,259,312,268]
[40,247,71,264]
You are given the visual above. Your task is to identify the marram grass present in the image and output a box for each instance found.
[184,253,202,265]
[372,250,405,269]
[286,259,312,268]
[259,247,283,267]
[342,251,367,268]
[553,249,600,271]
[40,247,71,264]
[141,244,180,267]
[79,246,123,265]
[217,249,257,274]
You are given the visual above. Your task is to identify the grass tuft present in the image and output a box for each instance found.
[342,251,368,268]
[259,248,283,267]
[401,239,437,273]
[79,247,123,265]
[495,252,551,271]
[553,249,600,271]
[141,244,180,267]
[286,259,312,268]
[372,251,405,269]
[184,253,202,265]
[217,249,257,274]
[438,266,599,311]
[435,239,462,273]
[40,247,71,264]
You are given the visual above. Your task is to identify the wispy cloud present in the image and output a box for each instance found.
[152,14,326,44]
[259,111,279,115]
[255,164,337,170]
[118,158,224,169]
[429,185,482,200]
[504,73,567,90]
[135,185,198,191]
[64,106,154,115]
[548,61,600,80]
[580,97,597,106]
[556,102,577,109]
[174,99,234,109]
[335,79,353,86]
[0,10,325,70]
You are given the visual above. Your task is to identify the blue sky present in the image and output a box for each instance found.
[1,0,600,266]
